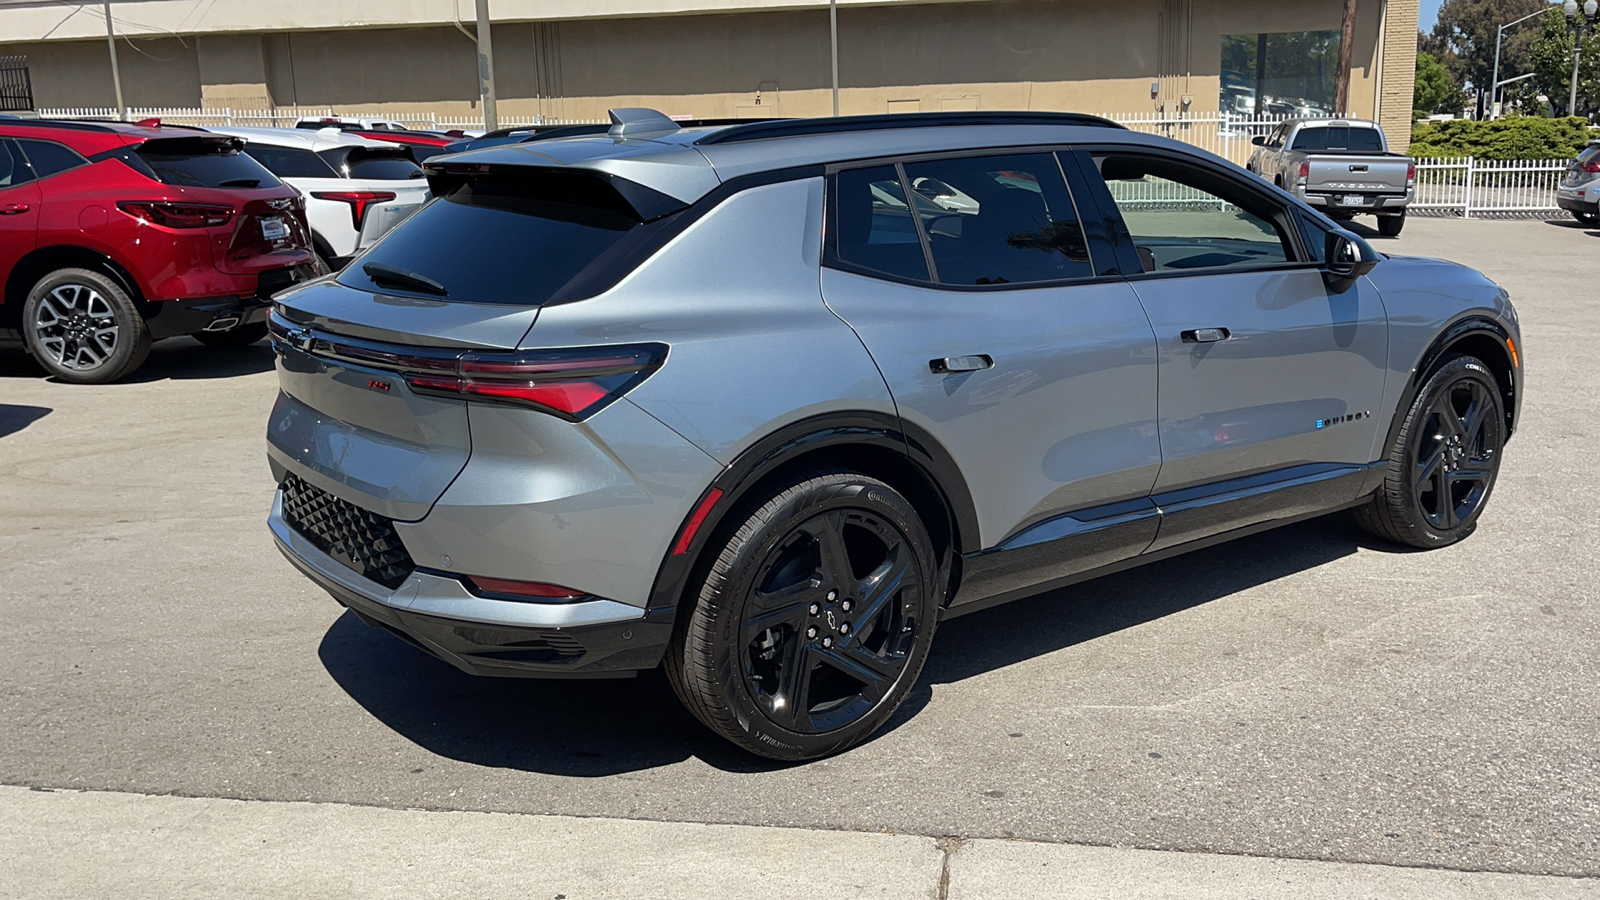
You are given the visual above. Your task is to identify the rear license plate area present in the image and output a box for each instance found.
[262,216,289,241]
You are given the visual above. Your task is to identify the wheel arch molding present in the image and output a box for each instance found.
[4,244,147,328]
[643,411,980,614]
[1383,314,1520,461]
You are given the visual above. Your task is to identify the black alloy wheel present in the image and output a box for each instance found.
[667,471,938,761]
[1357,355,1505,548]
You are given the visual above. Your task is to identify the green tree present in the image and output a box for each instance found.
[1415,51,1470,115]
[1431,0,1549,90]
[1526,8,1600,115]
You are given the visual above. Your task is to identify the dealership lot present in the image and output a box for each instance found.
[1,216,1596,882]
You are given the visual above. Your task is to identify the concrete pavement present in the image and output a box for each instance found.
[4,786,1597,899]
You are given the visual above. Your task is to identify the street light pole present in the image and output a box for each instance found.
[830,0,839,117]
[1565,0,1600,117]
[475,0,498,132]
[103,2,125,121]
[1490,8,1551,120]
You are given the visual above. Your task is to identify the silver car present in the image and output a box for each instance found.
[267,109,1523,761]
[1557,140,1600,226]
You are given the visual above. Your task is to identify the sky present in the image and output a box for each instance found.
[1421,0,1442,31]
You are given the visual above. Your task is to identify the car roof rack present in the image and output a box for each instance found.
[694,111,1125,145]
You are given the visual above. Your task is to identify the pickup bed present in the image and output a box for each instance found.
[1247,118,1415,236]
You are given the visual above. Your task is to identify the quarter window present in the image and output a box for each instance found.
[1093,153,1292,273]
[901,153,1093,286]
[16,139,88,180]
[834,164,932,281]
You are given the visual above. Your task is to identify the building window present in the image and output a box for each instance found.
[1221,31,1341,118]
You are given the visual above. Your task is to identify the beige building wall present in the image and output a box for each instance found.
[0,0,1417,135]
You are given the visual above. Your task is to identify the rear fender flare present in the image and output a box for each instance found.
[644,412,979,614]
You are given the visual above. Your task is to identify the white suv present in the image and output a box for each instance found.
[294,116,411,132]
[205,127,431,269]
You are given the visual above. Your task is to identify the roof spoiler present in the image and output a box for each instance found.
[608,108,680,140]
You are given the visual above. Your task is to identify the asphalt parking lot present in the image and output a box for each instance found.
[1,215,1596,881]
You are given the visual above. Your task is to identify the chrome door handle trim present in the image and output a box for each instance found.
[1181,328,1231,344]
[930,355,995,374]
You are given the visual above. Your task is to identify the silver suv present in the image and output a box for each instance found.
[267,110,1522,761]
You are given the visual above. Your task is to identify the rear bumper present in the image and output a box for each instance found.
[146,263,318,340]
[268,491,675,678]
[1557,194,1596,215]
[1301,191,1411,212]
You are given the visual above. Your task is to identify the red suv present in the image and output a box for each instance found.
[0,119,317,383]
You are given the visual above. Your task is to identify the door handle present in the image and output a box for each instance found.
[0,203,29,215]
[1181,327,1231,344]
[930,354,994,374]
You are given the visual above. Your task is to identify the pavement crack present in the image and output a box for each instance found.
[935,836,965,900]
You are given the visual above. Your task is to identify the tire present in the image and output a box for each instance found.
[1575,211,1600,227]
[1355,355,1505,549]
[665,471,939,761]
[193,321,269,349]
[22,268,151,384]
[1378,212,1406,237]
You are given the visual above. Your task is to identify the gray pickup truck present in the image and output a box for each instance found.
[1246,118,1415,236]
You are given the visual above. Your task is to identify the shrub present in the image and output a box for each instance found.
[1409,116,1595,160]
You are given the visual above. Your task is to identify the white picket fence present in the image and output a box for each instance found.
[35,105,1577,217]
[1412,157,1573,218]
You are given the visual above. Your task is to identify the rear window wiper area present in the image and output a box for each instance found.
[362,262,449,296]
[219,178,261,188]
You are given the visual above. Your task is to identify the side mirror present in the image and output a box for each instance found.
[1324,228,1379,293]
[1251,135,1266,146]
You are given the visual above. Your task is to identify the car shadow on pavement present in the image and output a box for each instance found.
[0,340,274,383]
[320,511,1385,776]
[922,513,1371,686]
[1541,218,1600,236]
[317,612,834,776]
[0,403,51,438]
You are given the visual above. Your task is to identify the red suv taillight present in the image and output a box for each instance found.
[312,191,396,230]
[117,201,234,228]
[402,344,667,420]
[1583,160,1600,174]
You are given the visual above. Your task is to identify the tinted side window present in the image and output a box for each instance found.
[0,140,33,188]
[243,145,338,178]
[16,139,88,179]
[833,164,930,281]
[1093,153,1291,274]
[902,153,1093,286]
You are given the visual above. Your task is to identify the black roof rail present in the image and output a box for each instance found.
[695,111,1125,145]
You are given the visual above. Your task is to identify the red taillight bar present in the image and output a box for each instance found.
[403,343,668,420]
[311,190,397,230]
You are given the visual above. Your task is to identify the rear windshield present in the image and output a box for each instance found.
[244,145,339,178]
[1576,146,1600,166]
[337,173,649,305]
[136,138,283,189]
[1291,126,1384,153]
[328,148,424,180]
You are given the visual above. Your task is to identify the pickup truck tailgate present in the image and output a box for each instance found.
[1307,155,1411,195]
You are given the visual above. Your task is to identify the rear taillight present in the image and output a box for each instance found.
[1583,160,1600,174]
[403,343,667,420]
[117,201,233,228]
[1407,162,1416,181]
[1297,161,1310,183]
[311,191,396,230]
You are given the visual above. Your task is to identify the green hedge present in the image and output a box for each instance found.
[1409,116,1595,160]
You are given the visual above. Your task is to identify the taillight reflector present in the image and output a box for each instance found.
[466,576,586,601]
[403,343,667,420]
[673,488,724,556]
[311,190,397,230]
[117,201,234,229]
